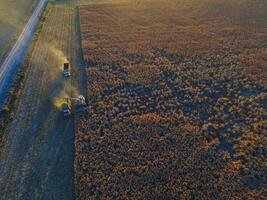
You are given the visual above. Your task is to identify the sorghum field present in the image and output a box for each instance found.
[75,0,267,199]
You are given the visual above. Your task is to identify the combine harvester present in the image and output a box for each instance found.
[61,60,86,117]
[61,95,86,117]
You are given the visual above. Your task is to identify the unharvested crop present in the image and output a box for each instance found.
[75,0,267,199]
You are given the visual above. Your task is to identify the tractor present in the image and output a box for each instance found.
[63,62,70,77]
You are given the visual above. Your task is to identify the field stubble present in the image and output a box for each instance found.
[0,2,79,199]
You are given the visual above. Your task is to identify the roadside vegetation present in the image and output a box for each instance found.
[0,4,49,154]
[75,0,267,199]
[0,0,39,65]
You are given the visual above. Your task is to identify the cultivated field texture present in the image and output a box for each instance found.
[76,0,267,199]
[0,1,82,198]
[0,0,38,65]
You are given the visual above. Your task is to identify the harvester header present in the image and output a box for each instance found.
[61,95,86,117]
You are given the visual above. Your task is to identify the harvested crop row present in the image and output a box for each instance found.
[0,3,77,199]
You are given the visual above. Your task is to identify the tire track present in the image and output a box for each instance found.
[0,3,76,199]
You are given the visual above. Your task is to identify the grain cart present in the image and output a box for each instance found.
[61,95,86,117]
[63,62,70,77]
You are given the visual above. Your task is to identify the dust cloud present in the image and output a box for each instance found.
[46,43,75,110]
[64,82,80,98]
[53,90,69,110]
[48,44,69,71]
[53,82,81,110]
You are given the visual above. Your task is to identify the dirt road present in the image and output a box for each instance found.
[0,2,82,199]
[0,0,48,108]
